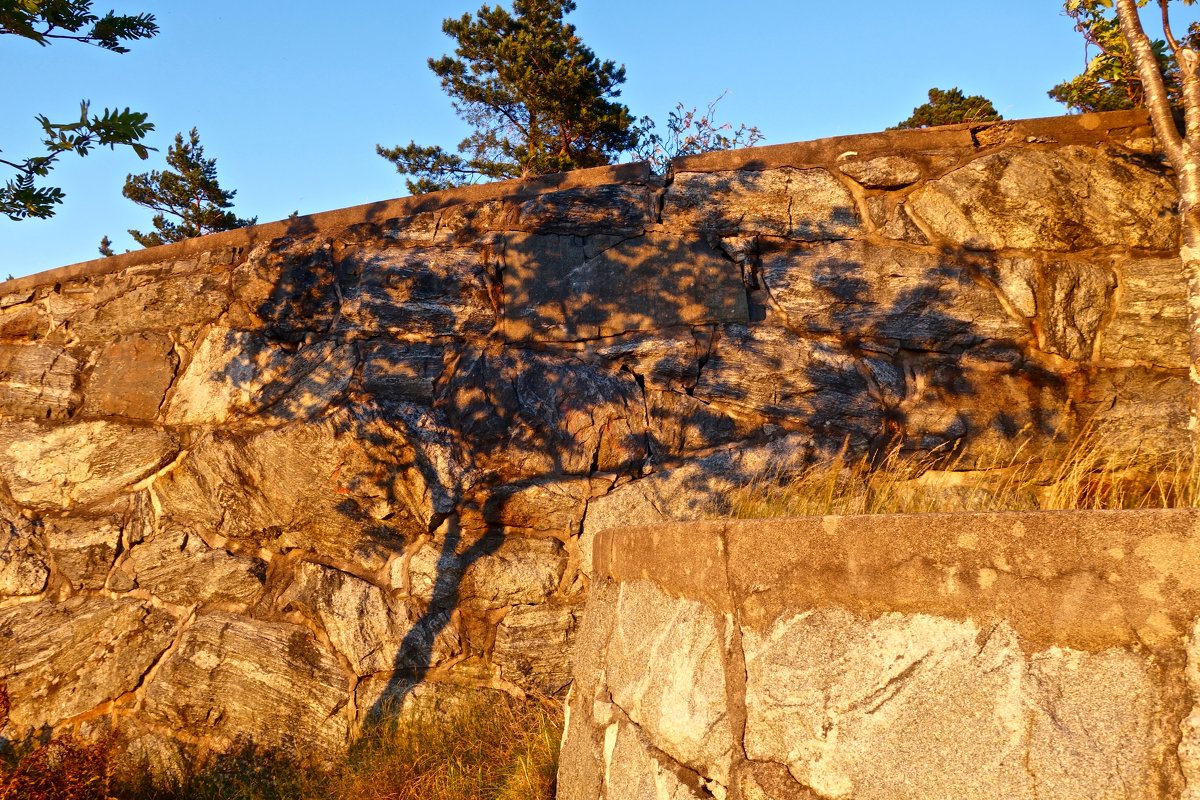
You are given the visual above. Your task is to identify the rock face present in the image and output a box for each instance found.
[0,109,1190,775]
[561,512,1200,800]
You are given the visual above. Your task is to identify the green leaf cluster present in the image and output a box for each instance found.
[891,87,1003,130]
[1050,0,1200,112]
[122,128,254,248]
[1,0,157,220]
[1,100,153,220]
[0,0,157,51]
[377,0,638,194]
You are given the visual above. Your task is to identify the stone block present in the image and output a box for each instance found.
[110,527,265,606]
[604,579,734,785]
[0,420,178,511]
[759,240,1030,351]
[444,347,648,478]
[741,609,1158,800]
[83,333,177,419]
[1101,256,1188,368]
[0,505,48,597]
[0,342,79,418]
[0,597,175,734]
[360,340,446,403]
[908,146,1177,250]
[502,232,746,341]
[339,245,497,338]
[838,154,923,188]
[141,613,350,763]
[44,511,122,591]
[663,168,862,240]
[493,601,579,695]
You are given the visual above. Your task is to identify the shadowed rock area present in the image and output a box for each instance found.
[0,109,1189,775]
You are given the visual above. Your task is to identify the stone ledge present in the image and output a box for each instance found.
[593,507,1200,651]
[669,108,1155,173]
[1,161,657,297]
[2,109,1158,298]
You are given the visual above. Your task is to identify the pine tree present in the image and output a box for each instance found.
[377,0,638,193]
[891,87,1003,129]
[123,128,254,247]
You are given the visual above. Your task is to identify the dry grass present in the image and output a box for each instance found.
[0,692,562,800]
[730,430,1200,519]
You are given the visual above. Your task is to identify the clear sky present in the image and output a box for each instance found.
[3,0,1194,279]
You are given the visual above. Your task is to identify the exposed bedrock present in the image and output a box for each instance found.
[0,109,1190,774]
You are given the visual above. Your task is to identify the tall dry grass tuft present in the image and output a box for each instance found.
[0,692,561,800]
[730,428,1199,518]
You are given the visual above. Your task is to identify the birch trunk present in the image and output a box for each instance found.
[1115,0,1200,447]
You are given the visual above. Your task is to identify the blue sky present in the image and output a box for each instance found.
[3,0,1192,278]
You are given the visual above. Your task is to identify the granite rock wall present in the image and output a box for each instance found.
[561,511,1200,800]
[0,109,1188,774]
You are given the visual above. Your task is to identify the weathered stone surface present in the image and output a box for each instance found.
[434,200,518,243]
[581,434,814,577]
[868,197,930,244]
[908,146,1178,250]
[514,184,654,235]
[462,536,567,608]
[154,416,421,571]
[44,512,122,591]
[0,597,175,733]
[1102,256,1188,367]
[234,237,345,339]
[645,389,766,458]
[480,477,597,536]
[693,325,882,440]
[142,613,350,762]
[1075,367,1188,456]
[401,534,566,609]
[893,353,1070,465]
[605,579,733,786]
[502,232,746,340]
[281,562,406,676]
[604,719,708,800]
[493,601,578,694]
[110,527,265,606]
[741,609,1158,800]
[760,240,1030,350]
[83,333,177,419]
[838,154,922,188]
[68,271,230,341]
[0,504,48,596]
[340,245,497,337]
[0,420,178,511]
[0,302,49,339]
[1040,259,1118,359]
[165,328,355,426]
[162,327,263,426]
[0,342,79,418]
[252,340,358,422]
[360,340,446,403]
[591,329,701,390]
[663,168,863,240]
[445,347,648,477]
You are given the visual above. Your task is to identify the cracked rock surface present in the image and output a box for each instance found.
[0,111,1190,778]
